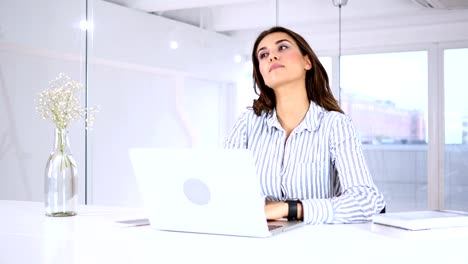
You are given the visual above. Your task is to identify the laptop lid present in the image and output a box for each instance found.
[130,148,276,237]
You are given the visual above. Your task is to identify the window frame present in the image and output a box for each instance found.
[317,41,468,210]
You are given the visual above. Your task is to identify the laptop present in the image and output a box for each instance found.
[129,148,304,238]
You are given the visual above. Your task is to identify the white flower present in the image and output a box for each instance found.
[35,73,98,130]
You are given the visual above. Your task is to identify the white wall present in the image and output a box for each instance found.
[90,3,245,80]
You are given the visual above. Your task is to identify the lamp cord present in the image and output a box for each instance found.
[338,4,342,104]
[275,0,279,26]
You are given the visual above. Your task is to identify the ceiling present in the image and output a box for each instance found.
[101,0,468,54]
[103,0,468,35]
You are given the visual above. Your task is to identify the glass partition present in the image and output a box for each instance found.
[0,0,86,202]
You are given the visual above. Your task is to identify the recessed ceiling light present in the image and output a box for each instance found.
[170,41,178,50]
[79,20,92,31]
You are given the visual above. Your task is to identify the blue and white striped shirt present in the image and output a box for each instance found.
[224,101,385,224]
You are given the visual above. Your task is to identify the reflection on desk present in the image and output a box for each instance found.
[1,200,467,264]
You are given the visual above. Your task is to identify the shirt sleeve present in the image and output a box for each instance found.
[301,113,386,224]
[223,111,249,149]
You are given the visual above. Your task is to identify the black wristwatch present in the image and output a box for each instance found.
[286,200,298,221]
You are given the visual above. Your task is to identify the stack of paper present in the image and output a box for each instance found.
[372,210,468,231]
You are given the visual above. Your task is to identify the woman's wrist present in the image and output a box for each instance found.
[297,201,303,220]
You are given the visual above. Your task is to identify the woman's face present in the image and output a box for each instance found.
[256,32,311,89]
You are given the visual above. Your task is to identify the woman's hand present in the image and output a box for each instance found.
[264,201,303,220]
[264,201,288,220]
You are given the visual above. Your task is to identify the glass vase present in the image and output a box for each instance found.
[44,128,78,217]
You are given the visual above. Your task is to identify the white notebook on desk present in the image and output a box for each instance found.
[372,210,468,231]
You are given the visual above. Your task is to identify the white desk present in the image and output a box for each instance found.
[1,200,467,264]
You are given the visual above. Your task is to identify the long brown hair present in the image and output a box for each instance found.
[251,26,343,115]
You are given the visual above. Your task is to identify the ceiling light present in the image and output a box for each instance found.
[332,0,348,7]
[169,41,178,50]
[79,20,93,31]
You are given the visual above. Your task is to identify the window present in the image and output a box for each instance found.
[341,51,428,211]
[444,47,468,211]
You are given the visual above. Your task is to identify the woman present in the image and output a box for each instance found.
[224,26,385,225]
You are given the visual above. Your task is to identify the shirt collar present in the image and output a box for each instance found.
[266,101,324,133]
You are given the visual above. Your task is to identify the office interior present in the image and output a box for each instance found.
[1,0,467,213]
